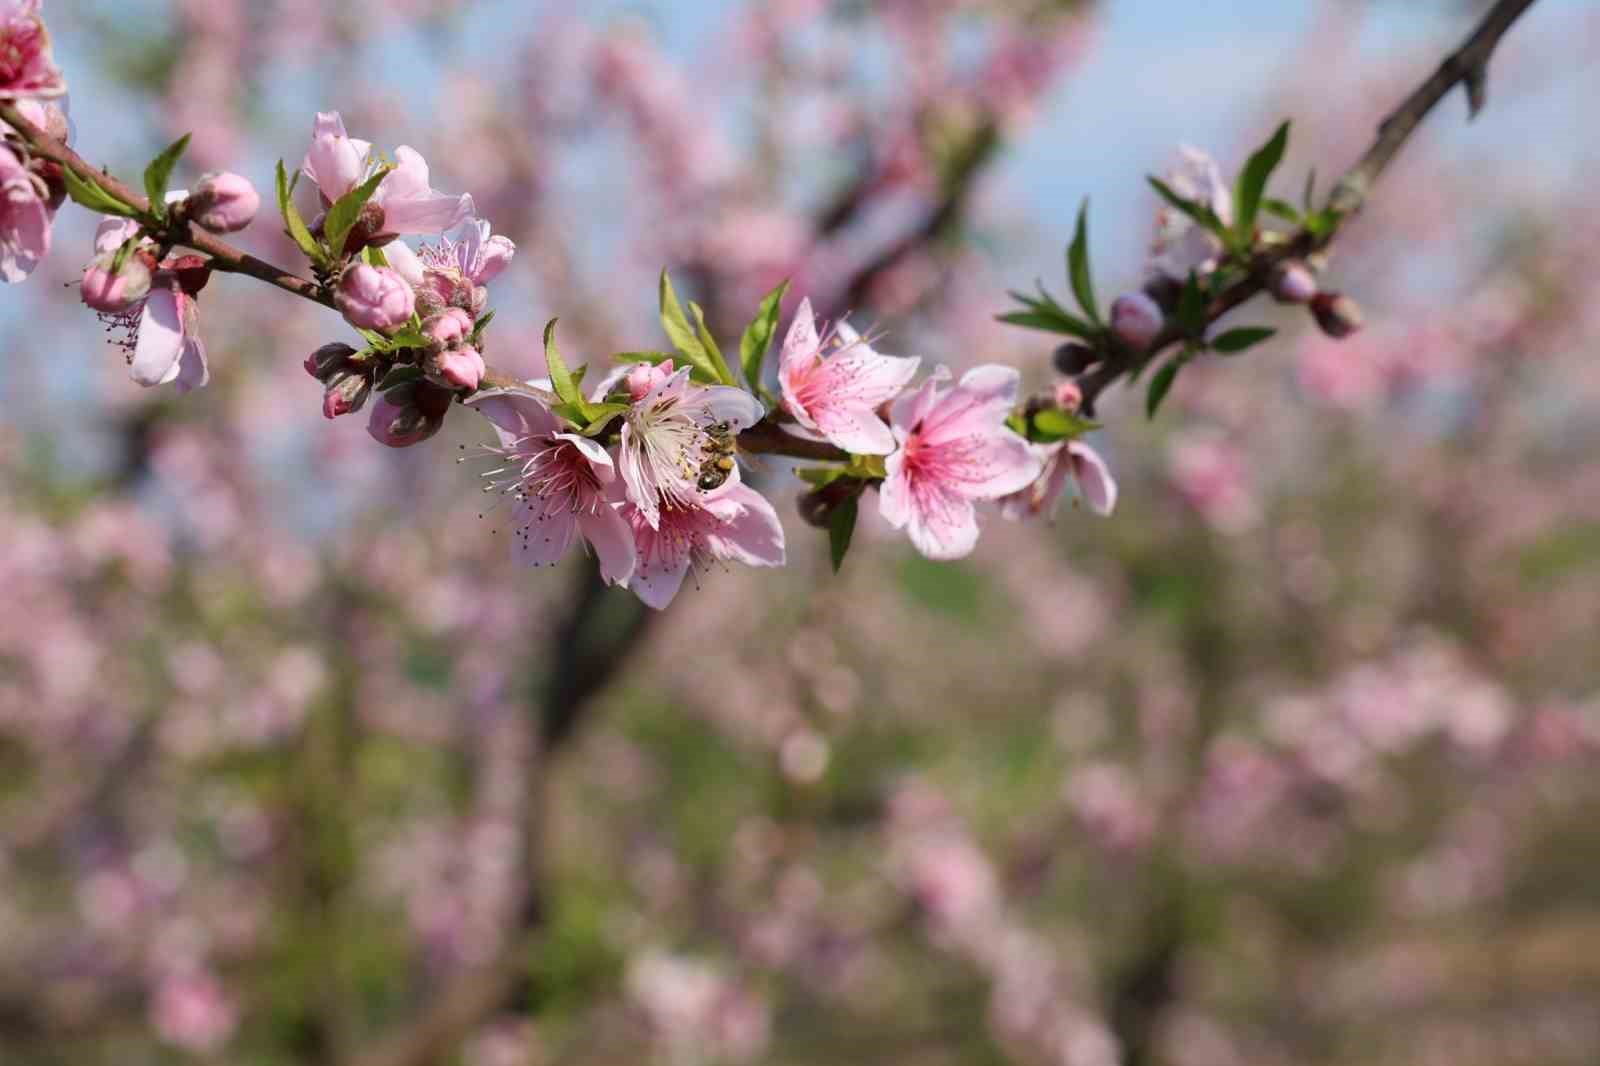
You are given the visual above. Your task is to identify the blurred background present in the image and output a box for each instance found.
[4,0,1600,1063]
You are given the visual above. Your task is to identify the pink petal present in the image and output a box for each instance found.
[618,422,661,530]
[469,389,559,444]
[943,431,1044,500]
[382,240,425,287]
[380,191,474,237]
[903,478,981,561]
[513,499,578,568]
[888,372,946,438]
[809,403,896,456]
[578,505,637,585]
[703,484,786,568]
[1068,441,1118,516]
[877,456,914,531]
[552,431,617,482]
[129,287,185,387]
[630,534,691,609]
[173,326,209,394]
[919,364,1021,445]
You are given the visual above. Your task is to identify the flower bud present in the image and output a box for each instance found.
[366,393,444,448]
[1053,379,1083,414]
[188,172,260,234]
[304,342,357,381]
[1110,291,1164,351]
[431,346,486,391]
[1052,342,1097,375]
[1311,292,1363,339]
[421,308,474,351]
[336,263,415,332]
[343,201,388,255]
[322,367,373,419]
[1270,260,1317,305]
[80,249,153,314]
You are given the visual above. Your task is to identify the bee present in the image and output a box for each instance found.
[696,421,738,491]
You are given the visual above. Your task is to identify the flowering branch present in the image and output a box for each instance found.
[1048,0,1541,416]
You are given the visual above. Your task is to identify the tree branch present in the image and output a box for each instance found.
[0,102,334,308]
[1078,0,1541,413]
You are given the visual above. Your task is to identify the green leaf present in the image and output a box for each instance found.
[579,403,631,438]
[1177,272,1206,336]
[1148,176,1227,236]
[1031,408,1099,441]
[143,133,190,220]
[323,166,390,262]
[1210,326,1277,354]
[828,495,859,574]
[845,453,887,480]
[550,401,591,427]
[1146,359,1181,419]
[62,167,141,218]
[658,270,718,380]
[470,308,495,345]
[377,365,424,392]
[796,466,848,489]
[1302,167,1318,213]
[1067,200,1100,325]
[276,161,324,266]
[689,300,736,385]
[1233,120,1290,240]
[1261,198,1300,224]
[543,319,590,422]
[739,280,789,388]
[109,236,137,274]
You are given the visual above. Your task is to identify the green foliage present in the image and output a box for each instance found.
[142,133,191,220]
[740,279,790,390]
[658,270,732,385]
[275,161,324,267]
[829,495,859,573]
[1148,175,1227,239]
[1233,120,1290,240]
[62,165,140,219]
[322,166,391,261]
[1211,326,1277,353]
[1067,199,1101,326]
[544,318,595,425]
[1146,353,1184,418]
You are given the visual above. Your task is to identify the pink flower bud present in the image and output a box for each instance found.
[433,345,486,391]
[1270,260,1317,304]
[421,308,474,350]
[625,362,672,401]
[188,172,260,234]
[1053,379,1083,414]
[81,250,153,313]
[304,342,357,380]
[336,263,415,332]
[1110,291,1163,351]
[366,394,443,448]
[1311,292,1363,339]
[322,367,372,419]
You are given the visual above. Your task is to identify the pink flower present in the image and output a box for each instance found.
[80,247,152,312]
[335,262,415,332]
[618,364,765,529]
[622,484,786,609]
[0,141,51,282]
[188,171,259,233]
[301,112,471,237]
[468,387,636,584]
[1149,145,1231,282]
[778,298,919,455]
[151,972,237,1054]
[1000,440,1117,520]
[434,346,485,391]
[879,365,1042,559]
[104,265,208,393]
[0,1,66,100]
[387,218,514,317]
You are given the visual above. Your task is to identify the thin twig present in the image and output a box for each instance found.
[1078,0,1541,413]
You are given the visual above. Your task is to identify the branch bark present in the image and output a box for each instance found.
[1078,0,1541,414]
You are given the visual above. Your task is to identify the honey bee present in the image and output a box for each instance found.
[697,421,738,491]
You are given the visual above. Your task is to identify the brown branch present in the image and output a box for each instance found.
[1077,0,1541,414]
[0,102,334,309]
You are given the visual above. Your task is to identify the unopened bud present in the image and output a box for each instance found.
[188,172,260,234]
[322,367,373,419]
[1053,379,1083,414]
[421,308,473,351]
[336,262,415,332]
[304,342,357,381]
[1110,291,1164,351]
[80,248,153,313]
[1270,260,1317,304]
[366,394,444,448]
[1052,342,1097,376]
[1311,292,1363,339]
[343,201,388,255]
[430,346,486,391]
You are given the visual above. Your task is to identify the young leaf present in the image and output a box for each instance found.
[1148,176,1227,236]
[275,161,324,265]
[143,133,191,220]
[1210,326,1277,354]
[1233,121,1290,240]
[1031,408,1099,441]
[1067,200,1100,325]
[1176,272,1206,337]
[1302,167,1318,213]
[796,466,848,489]
[740,279,789,388]
[579,403,632,438]
[828,495,859,574]
[323,166,390,262]
[1146,359,1181,419]
[62,167,140,219]
[543,319,590,422]
[614,350,676,366]
[1261,198,1300,225]
[689,300,737,385]
[658,270,714,375]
